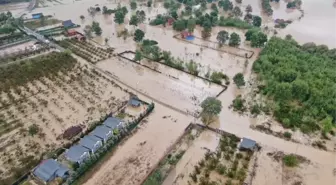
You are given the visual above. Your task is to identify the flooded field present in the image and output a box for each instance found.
[0,40,36,56]
[252,146,335,185]
[97,56,223,114]
[81,102,191,185]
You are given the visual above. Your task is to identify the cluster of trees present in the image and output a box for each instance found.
[261,0,273,16]
[216,30,241,47]
[253,37,336,133]
[114,5,128,24]
[286,0,302,9]
[245,28,267,47]
[0,11,16,34]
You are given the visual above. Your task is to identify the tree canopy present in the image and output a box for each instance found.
[216,30,229,45]
[201,97,222,125]
[253,37,336,133]
[134,29,145,42]
[228,32,240,47]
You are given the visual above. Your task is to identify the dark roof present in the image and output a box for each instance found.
[103,117,122,129]
[62,20,74,27]
[63,126,82,139]
[33,159,69,182]
[129,98,141,106]
[65,145,89,163]
[239,137,256,149]
[90,125,112,140]
[79,135,102,151]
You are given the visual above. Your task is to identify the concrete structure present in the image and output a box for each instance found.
[65,145,90,164]
[238,137,256,150]
[79,135,103,153]
[103,117,123,130]
[90,125,113,143]
[33,159,69,183]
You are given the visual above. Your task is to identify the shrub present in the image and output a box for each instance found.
[216,164,226,175]
[283,154,299,167]
[283,131,292,139]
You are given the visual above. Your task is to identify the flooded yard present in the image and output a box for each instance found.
[97,56,223,114]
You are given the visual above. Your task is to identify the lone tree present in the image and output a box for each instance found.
[245,4,252,13]
[80,15,85,20]
[229,32,241,47]
[216,30,229,45]
[233,73,245,88]
[130,15,139,26]
[220,0,233,11]
[252,15,262,27]
[92,21,102,35]
[28,124,40,136]
[130,1,137,10]
[232,6,242,17]
[201,97,222,125]
[114,10,126,24]
[134,29,145,42]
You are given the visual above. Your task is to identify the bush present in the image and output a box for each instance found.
[283,154,299,167]
[231,95,246,112]
[283,131,292,139]
[216,164,226,174]
[233,73,245,87]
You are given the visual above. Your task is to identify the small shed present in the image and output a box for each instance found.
[181,31,191,39]
[33,159,69,183]
[90,125,113,143]
[66,29,77,36]
[129,98,141,107]
[79,135,103,153]
[62,20,75,28]
[103,117,123,130]
[65,145,90,164]
[238,137,256,151]
[32,13,43,19]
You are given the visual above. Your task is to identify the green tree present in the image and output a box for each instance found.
[233,73,245,87]
[170,10,178,20]
[321,116,333,135]
[216,30,229,45]
[92,21,102,35]
[134,29,145,42]
[136,10,146,23]
[173,19,186,31]
[114,10,125,24]
[291,79,309,100]
[229,32,241,47]
[80,15,85,20]
[28,124,39,136]
[187,19,196,33]
[233,6,242,17]
[252,15,262,27]
[129,15,139,26]
[201,97,222,125]
[245,28,259,41]
[130,1,137,10]
[246,4,252,13]
[221,0,233,11]
[211,3,218,12]
[134,50,143,61]
[251,31,267,47]
[147,0,153,7]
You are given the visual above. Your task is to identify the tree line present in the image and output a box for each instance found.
[253,36,336,134]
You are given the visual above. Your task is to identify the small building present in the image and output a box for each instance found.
[238,137,256,151]
[62,20,75,28]
[32,13,43,19]
[79,135,103,153]
[33,159,69,183]
[65,145,90,164]
[129,98,141,107]
[90,125,113,143]
[66,29,78,36]
[181,31,191,39]
[103,117,123,130]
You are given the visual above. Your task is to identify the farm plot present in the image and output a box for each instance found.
[57,39,114,64]
[0,52,129,185]
[97,56,224,114]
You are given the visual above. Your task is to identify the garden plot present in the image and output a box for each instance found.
[0,52,129,184]
[57,39,114,64]
[97,56,223,114]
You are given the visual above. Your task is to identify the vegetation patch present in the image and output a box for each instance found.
[253,37,336,134]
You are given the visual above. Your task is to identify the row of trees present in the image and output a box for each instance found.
[253,37,336,133]
[216,30,241,47]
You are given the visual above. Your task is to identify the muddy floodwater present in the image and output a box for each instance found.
[97,57,223,113]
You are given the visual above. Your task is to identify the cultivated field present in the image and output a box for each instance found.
[0,52,129,183]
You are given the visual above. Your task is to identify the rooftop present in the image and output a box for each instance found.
[79,135,101,151]
[62,20,74,27]
[239,137,256,150]
[33,159,69,182]
[103,117,122,129]
[90,125,112,138]
[65,145,89,163]
[129,98,141,107]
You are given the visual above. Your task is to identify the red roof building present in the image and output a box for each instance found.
[66,29,78,36]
